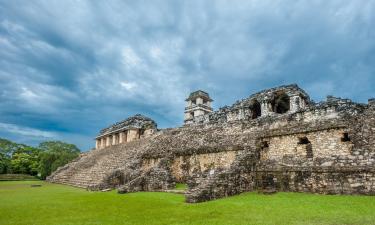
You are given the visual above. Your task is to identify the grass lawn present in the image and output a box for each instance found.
[1,181,374,225]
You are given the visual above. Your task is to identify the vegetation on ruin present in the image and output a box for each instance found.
[0,138,80,179]
[175,183,187,190]
[1,181,374,225]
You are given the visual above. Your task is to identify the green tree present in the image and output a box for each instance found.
[9,146,41,175]
[12,146,41,175]
[0,152,10,174]
[0,138,28,174]
[0,138,22,157]
[38,141,80,179]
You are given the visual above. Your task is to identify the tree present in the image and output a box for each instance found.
[0,138,27,174]
[0,152,10,174]
[10,146,41,175]
[0,138,23,158]
[38,141,80,179]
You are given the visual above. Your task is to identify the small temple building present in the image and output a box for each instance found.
[95,114,157,149]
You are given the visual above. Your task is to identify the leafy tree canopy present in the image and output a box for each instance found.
[39,141,80,154]
[38,141,80,179]
[0,138,81,178]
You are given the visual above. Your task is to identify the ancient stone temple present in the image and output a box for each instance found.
[48,84,375,203]
[95,114,157,149]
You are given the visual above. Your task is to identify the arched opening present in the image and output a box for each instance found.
[271,92,290,114]
[250,100,261,119]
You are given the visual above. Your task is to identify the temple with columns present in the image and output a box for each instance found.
[95,114,157,149]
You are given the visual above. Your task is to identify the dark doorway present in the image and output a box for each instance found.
[250,100,261,119]
[298,137,313,158]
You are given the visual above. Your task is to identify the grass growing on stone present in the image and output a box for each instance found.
[175,183,187,190]
[1,181,375,225]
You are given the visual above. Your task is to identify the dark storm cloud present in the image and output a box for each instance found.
[0,0,374,150]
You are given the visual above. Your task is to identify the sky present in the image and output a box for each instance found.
[0,0,374,151]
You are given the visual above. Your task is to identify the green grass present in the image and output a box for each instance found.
[1,181,375,225]
[175,183,187,190]
[0,174,39,181]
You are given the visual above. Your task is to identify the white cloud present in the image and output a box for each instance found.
[0,122,57,138]
[120,81,137,91]
[121,46,142,68]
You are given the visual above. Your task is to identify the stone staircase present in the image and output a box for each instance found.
[47,138,147,189]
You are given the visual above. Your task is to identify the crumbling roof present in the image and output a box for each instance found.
[248,84,310,100]
[186,90,213,101]
[98,114,157,136]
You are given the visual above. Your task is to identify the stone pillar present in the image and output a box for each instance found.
[112,134,117,145]
[101,138,105,148]
[289,95,300,113]
[119,132,123,143]
[127,129,139,142]
[95,139,99,149]
[106,136,111,146]
[261,100,271,116]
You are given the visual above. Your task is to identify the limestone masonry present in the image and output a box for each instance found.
[48,84,375,202]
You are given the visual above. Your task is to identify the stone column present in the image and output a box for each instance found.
[289,95,300,113]
[95,139,99,149]
[261,100,271,116]
[119,132,123,143]
[106,136,111,146]
[112,134,117,145]
[101,138,105,148]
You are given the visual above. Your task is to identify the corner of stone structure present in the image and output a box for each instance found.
[368,98,375,106]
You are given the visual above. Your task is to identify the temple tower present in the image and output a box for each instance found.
[184,90,213,125]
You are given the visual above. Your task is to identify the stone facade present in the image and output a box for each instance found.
[48,84,375,203]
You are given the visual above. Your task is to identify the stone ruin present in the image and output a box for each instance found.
[95,114,157,149]
[47,84,375,203]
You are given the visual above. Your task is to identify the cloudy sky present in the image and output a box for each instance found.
[0,1,374,150]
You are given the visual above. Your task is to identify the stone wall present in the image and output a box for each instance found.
[260,128,353,160]
[171,150,241,182]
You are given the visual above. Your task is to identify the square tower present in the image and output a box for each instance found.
[184,90,213,124]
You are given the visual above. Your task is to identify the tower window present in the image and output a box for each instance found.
[341,133,351,142]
